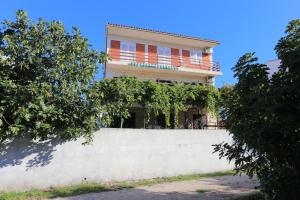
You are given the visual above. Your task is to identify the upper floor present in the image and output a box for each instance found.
[266,59,281,77]
[104,23,222,85]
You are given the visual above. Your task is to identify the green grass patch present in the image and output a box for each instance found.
[119,170,234,187]
[0,170,234,200]
[196,188,209,193]
[0,183,112,200]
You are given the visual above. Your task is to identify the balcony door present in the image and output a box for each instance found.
[158,46,171,65]
[190,50,202,65]
[120,41,136,62]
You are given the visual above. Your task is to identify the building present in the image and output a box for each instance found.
[266,59,281,77]
[104,23,222,129]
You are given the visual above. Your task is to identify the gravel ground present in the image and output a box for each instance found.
[53,175,259,200]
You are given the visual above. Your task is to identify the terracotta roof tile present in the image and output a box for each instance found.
[106,23,219,45]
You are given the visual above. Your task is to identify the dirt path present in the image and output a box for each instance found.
[53,175,259,200]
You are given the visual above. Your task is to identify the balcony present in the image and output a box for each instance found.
[108,50,221,72]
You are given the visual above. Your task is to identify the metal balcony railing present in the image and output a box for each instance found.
[109,50,221,72]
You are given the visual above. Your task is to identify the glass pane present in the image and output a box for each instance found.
[190,50,201,64]
[120,41,136,61]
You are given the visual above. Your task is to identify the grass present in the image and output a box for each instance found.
[119,170,235,188]
[0,183,113,200]
[196,188,209,193]
[0,170,234,200]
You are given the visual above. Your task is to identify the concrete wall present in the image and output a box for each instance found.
[106,66,208,84]
[0,129,233,191]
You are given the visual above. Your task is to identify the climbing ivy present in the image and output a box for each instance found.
[88,77,143,127]
[89,77,220,128]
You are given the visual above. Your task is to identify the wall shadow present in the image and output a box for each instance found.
[0,136,62,169]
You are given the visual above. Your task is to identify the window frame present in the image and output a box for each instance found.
[157,46,171,65]
[120,40,136,61]
[190,50,202,65]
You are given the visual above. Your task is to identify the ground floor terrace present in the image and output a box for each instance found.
[108,106,222,129]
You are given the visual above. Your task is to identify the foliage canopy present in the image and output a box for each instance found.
[89,77,220,128]
[0,11,106,143]
[214,19,300,200]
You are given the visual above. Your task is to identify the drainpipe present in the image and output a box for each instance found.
[103,23,108,78]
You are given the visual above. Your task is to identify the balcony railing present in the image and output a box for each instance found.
[109,50,221,72]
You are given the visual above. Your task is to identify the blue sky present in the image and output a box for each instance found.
[1,0,299,87]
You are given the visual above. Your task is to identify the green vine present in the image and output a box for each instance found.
[89,77,220,128]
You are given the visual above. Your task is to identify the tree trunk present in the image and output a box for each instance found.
[120,118,124,128]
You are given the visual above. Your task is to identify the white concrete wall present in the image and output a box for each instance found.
[105,64,208,84]
[0,129,233,191]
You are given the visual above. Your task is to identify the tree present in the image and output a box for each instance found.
[0,11,106,143]
[214,20,300,200]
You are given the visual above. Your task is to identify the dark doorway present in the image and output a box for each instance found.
[110,113,136,128]
[123,113,136,128]
[193,114,203,129]
[156,113,175,129]
[156,113,166,128]
[110,117,121,128]
[170,112,175,129]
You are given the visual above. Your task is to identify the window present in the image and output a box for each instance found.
[158,46,171,65]
[156,79,172,84]
[120,41,136,61]
[190,50,202,64]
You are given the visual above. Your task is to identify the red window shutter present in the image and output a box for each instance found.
[182,50,190,66]
[148,45,158,64]
[171,48,180,67]
[110,40,120,60]
[136,43,145,63]
[202,53,211,70]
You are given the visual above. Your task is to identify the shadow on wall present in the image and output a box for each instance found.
[0,136,62,170]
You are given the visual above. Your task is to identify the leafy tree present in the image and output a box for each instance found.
[0,11,106,143]
[214,20,300,199]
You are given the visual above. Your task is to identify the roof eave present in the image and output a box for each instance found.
[106,23,220,47]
